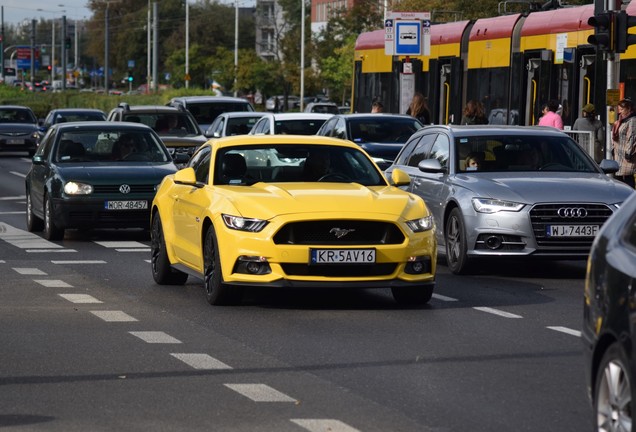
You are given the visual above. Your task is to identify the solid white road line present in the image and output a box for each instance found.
[290,419,361,432]
[0,223,65,250]
[171,353,233,370]
[129,331,182,344]
[90,311,138,322]
[13,267,47,275]
[432,293,458,302]
[34,279,73,288]
[26,249,77,253]
[473,306,523,319]
[547,326,581,337]
[115,248,151,253]
[0,195,25,200]
[224,384,297,402]
[0,211,24,215]
[58,293,103,304]
[9,172,26,178]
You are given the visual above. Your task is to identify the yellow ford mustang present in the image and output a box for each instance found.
[150,135,437,305]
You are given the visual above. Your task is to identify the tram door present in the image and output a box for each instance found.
[577,53,596,115]
[429,57,463,125]
[523,50,552,125]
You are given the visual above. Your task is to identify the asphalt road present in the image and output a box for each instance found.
[0,152,593,431]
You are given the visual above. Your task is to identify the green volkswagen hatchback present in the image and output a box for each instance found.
[25,121,181,240]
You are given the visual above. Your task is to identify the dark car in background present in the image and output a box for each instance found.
[385,125,634,274]
[316,113,423,169]
[583,190,636,431]
[107,102,206,159]
[167,96,254,133]
[0,105,41,156]
[25,122,179,240]
[40,108,106,134]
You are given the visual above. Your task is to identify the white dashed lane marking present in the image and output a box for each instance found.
[171,353,233,370]
[0,195,25,200]
[129,331,182,344]
[473,307,523,319]
[34,279,73,288]
[52,260,107,264]
[13,268,47,275]
[94,241,150,253]
[547,326,581,337]
[291,419,361,432]
[90,311,138,322]
[432,293,458,302]
[224,384,297,402]
[58,294,103,304]
[26,249,77,253]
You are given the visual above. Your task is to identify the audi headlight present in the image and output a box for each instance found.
[64,181,93,195]
[406,215,435,232]
[222,214,268,232]
[472,198,525,214]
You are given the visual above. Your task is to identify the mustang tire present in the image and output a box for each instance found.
[150,214,188,285]
[204,225,242,305]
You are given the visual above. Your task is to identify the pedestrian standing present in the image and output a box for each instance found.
[406,92,431,125]
[611,98,636,188]
[572,103,605,162]
[538,99,564,129]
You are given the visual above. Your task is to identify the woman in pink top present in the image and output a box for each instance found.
[538,100,564,129]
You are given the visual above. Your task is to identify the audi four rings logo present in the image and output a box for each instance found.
[119,184,131,194]
[330,228,355,238]
[557,207,587,218]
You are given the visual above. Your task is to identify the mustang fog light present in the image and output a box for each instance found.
[235,256,271,275]
[64,181,93,195]
[405,256,431,274]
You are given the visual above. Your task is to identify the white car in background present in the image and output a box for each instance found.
[248,113,333,135]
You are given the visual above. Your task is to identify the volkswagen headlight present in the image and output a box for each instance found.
[64,181,93,195]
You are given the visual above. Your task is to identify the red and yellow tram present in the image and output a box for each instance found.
[353,3,636,127]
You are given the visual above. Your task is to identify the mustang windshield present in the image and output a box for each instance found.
[215,144,386,186]
[455,135,600,173]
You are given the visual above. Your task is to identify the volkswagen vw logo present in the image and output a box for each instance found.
[330,228,355,239]
[557,207,587,218]
[119,184,131,194]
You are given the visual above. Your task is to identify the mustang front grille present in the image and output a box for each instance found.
[281,263,397,277]
[529,203,613,248]
[273,220,405,245]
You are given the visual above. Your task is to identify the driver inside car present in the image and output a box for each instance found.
[113,133,138,160]
[302,148,332,181]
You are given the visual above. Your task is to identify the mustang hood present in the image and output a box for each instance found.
[59,163,177,183]
[221,183,422,220]
[455,172,634,204]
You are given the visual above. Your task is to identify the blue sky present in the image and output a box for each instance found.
[0,1,92,24]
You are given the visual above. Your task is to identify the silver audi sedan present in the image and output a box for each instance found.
[385,125,635,274]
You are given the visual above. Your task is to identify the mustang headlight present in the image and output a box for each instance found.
[472,198,525,214]
[64,181,93,195]
[406,215,434,232]
[222,214,268,232]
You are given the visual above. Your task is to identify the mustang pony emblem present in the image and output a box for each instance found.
[330,228,355,238]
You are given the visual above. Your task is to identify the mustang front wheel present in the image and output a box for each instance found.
[150,214,188,285]
[204,226,242,305]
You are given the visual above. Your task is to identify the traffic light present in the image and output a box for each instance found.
[588,12,614,53]
[615,11,636,53]
[64,37,71,50]
[127,70,133,82]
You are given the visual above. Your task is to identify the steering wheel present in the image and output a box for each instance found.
[317,173,351,182]
[538,162,562,171]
